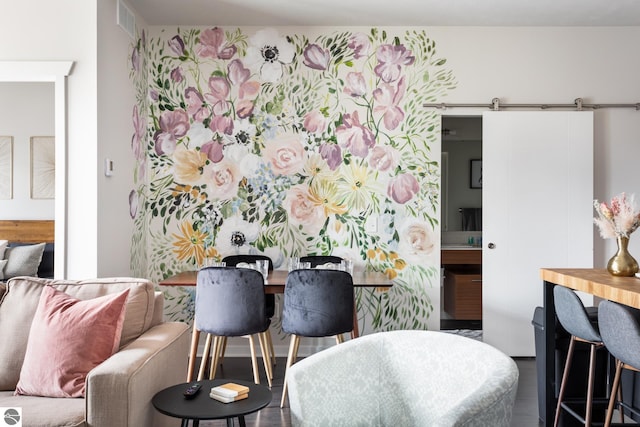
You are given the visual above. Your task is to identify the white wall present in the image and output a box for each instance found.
[96,0,142,276]
[0,0,99,278]
[428,26,640,268]
[0,82,55,219]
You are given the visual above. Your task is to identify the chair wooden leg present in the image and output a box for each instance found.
[554,336,576,427]
[605,360,624,427]
[218,336,228,366]
[210,336,222,380]
[336,334,344,344]
[248,334,261,385]
[584,343,598,426]
[258,332,273,387]
[187,325,201,382]
[266,329,276,369]
[197,333,213,381]
[280,335,300,408]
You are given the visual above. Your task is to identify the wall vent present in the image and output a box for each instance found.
[117,0,136,40]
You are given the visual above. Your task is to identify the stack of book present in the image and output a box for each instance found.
[209,382,250,403]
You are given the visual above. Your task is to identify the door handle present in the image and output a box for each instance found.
[488,242,496,249]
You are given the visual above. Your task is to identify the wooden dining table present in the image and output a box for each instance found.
[159,268,393,381]
[540,268,640,424]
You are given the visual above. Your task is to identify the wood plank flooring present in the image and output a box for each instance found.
[194,356,542,426]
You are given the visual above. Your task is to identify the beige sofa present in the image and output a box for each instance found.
[0,277,190,427]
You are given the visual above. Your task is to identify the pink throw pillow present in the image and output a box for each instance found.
[15,286,130,397]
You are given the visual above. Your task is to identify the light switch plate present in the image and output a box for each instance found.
[365,216,377,233]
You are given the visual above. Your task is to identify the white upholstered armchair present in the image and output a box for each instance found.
[286,330,519,427]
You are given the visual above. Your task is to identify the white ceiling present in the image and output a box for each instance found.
[127,0,640,27]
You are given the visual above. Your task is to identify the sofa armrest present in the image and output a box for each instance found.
[85,321,189,427]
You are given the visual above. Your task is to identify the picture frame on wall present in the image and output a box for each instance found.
[0,136,13,199]
[470,159,482,189]
[31,136,55,199]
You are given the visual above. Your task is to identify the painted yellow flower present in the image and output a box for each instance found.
[172,221,207,266]
[304,153,333,181]
[385,268,398,280]
[336,162,379,212]
[173,146,207,184]
[308,178,347,217]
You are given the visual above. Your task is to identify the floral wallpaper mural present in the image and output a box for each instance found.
[129,26,456,333]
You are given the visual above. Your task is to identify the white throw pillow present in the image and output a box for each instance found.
[0,240,7,259]
[0,259,7,280]
[3,243,45,279]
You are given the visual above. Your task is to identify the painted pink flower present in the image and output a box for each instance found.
[235,100,255,119]
[335,111,376,158]
[303,111,329,134]
[398,220,436,263]
[154,109,189,155]
[227,59,259,115]
[374,44,415,83]
[197,27,237,60]
[170,67,183,82]
[348,33,371,59]
[344,72,366,97]
[210,116,234,135]
[228,59,250,86]
[168,35,185,56]
[264,134,306,175]
[369,146,399,172]
[319,143,342,170]
[204,76,231,115]
[303,44,330,70]
[373,76,406,130]
[207,159,241,200]
[131,105,145,161]
[387,173,419,204]
[201,139,225,163]
[185,87,210,123]
[283,185,326,235]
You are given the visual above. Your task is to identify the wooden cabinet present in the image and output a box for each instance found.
[443,270,482,320]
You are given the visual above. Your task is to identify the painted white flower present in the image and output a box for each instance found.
[224,119,257,147]
[216,215,261,254]
[336,162,381,213]
[225,143,263,177]
[245,28,295,83]
[187,122,215,147]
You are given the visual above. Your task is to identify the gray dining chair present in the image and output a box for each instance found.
[221,254,276,370]
[195,266,272,386]
[598,300,640,426]
[553,285,605,427]
[280,269,354,407]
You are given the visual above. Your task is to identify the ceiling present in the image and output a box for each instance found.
[127,0,640,27]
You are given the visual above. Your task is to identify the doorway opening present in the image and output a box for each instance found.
[440,115,483,332]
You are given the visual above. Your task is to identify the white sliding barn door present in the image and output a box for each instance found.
[482,111,593,356]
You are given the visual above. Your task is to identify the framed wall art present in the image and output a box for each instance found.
[0,136,12,199]
[31,136,55,199]
[470,159,482,189]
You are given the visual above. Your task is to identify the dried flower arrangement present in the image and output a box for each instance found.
[593,192,640,239]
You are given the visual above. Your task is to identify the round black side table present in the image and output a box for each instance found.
[152,379,272,427]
